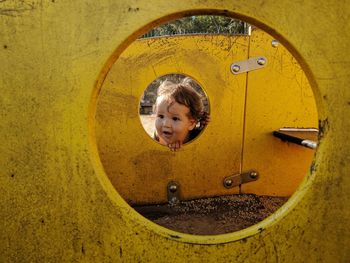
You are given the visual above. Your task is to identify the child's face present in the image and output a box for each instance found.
[155,96,196,146]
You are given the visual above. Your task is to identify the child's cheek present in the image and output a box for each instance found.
[155,119,161,130]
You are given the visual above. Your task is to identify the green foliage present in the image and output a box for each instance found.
[142,15,248,38]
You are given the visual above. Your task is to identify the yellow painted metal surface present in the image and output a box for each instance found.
[96,35,249,204]
[96,30,317,203]
[241,29,318,195]
[1,1,350,262]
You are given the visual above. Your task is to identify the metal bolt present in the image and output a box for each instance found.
[257,57,266,66]
[271,39,279,47]
[224,179,233,187]
[250,171,258,179]
[231,64,240,73]
[169,184,177,193]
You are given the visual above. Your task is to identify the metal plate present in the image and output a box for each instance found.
[223,170,259,189]
[167,181,181,204]
[230,56,268,74]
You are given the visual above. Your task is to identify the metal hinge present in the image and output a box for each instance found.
[230,56,267,75]
[223,170,259,188]
[167,181,180,204]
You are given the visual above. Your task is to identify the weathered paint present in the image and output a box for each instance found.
[96,34,249,204]
[241,29,318,196]
[1,1,349,262]
[96,30,317,204]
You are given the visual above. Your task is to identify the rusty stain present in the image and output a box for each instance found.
[318,118,329,139]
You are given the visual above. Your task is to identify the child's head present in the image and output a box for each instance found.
[154,78,205,146]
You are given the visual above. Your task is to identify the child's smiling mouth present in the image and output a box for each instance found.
[162,131,173,138]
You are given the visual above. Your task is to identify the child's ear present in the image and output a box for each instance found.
[188,119,196,131]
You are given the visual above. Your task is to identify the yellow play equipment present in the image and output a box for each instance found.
[96,29,318,204]
[1,1,349,262]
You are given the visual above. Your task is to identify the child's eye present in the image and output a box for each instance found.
[157,114,164,119]
[172,117,180,121]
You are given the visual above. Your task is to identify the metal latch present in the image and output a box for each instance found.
[167,181,180,204]
[223,170,259,188]
[230,56,267,75]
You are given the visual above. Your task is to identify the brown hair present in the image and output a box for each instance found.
[156,77,205,122]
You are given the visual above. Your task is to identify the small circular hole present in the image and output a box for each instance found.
[139,74,210,148]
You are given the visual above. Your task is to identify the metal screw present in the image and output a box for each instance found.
[257,57,266,66]
[224,179,233,187]
[169,196,179,205]
[169,184,177,193]
[250,171,258,179]
[231,64,240,73]
[271,39,279,47]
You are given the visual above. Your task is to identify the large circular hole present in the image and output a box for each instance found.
[95,14,318,236]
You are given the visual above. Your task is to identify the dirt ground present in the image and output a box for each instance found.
[133,194,288,235]
[137,116,288,235]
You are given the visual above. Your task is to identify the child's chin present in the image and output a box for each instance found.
[159,137,172,145]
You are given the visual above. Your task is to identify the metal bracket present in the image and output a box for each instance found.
[223,170,259,188]
[167,181,180,205]
[230,56,267,75]
[273,128,318,149]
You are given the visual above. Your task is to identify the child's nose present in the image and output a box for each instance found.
[163,117,171,127]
